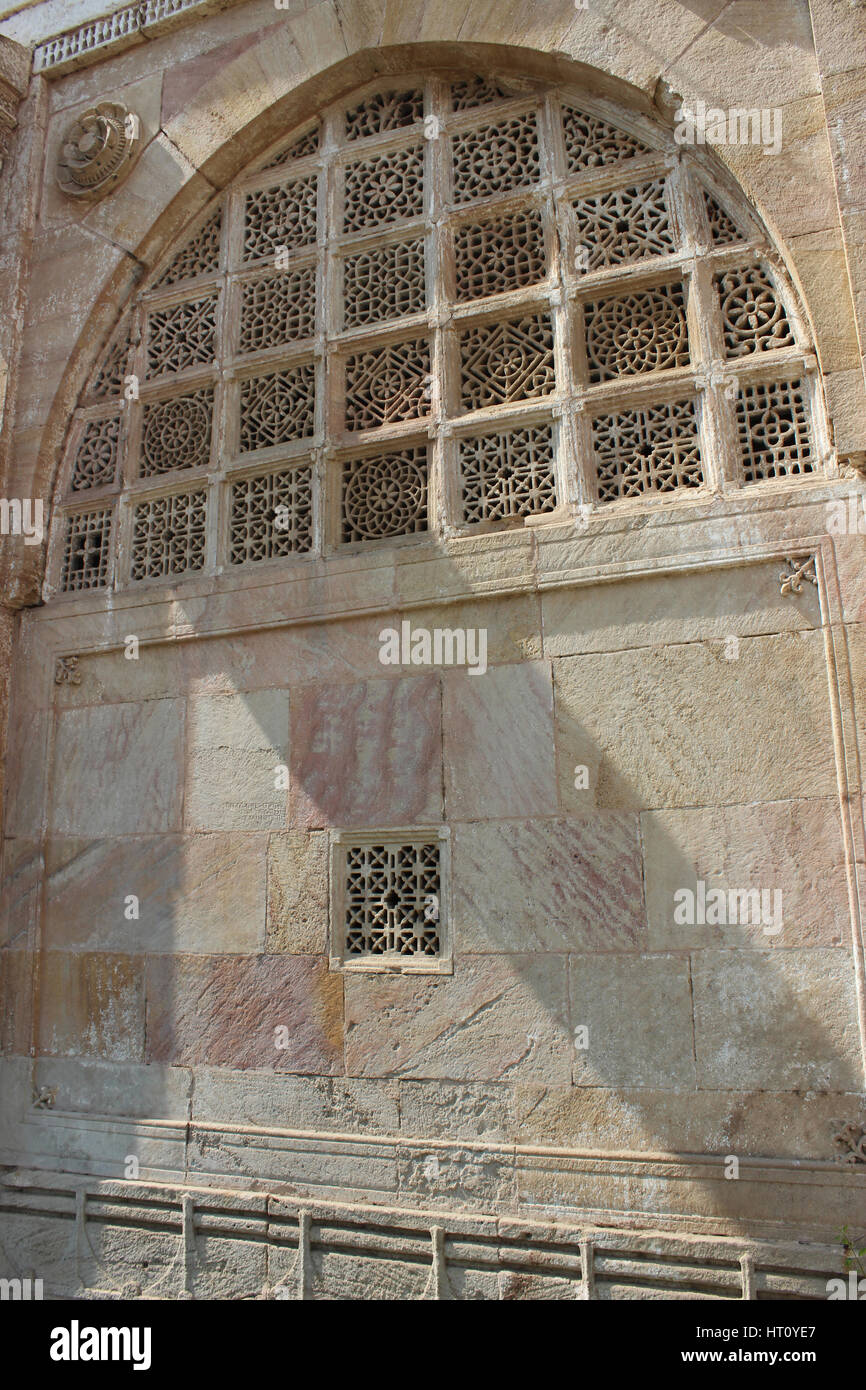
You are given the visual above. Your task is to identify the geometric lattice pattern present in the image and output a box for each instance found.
[345,89,424,140]
[735,380,813,482]
[345,338,431,429]
[343,240,426,328]
[572,180,675,269]
[130,489,207,579]
[229,464,313,563]
[455,209,546,300]
[704,191,742,247]
[239,267,317,353]
[341,448,428,542]
[715,265,795,358]
[450,76,510,111]
[141,389,213,476]
[562,106,650,173]
[153,211,221,289]
[239,365,316,452]
[264,126,319,169]
[60,508,113,591]
[56,72,822,592]
[243,177,318,263]
[344,147,425,232]
[460,425,557,522]
[344,840,441,957]
[585,283,689,382]
[452,113,540,202]
[591,400,704,501]
[460,313,555,408]
[70,417,120,491]
[146,295,216,376]
[87,332,129,401]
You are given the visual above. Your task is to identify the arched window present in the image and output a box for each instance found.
[48,70,824,596]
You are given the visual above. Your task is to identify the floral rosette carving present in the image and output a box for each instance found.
[56,101,140,201]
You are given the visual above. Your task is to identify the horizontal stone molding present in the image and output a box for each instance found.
[0,1165,851,1300]
[4,1108,865,1241]
[32,0,244,76]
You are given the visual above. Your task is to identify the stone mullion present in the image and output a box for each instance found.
[542,92,589,513]
[674,159,741,492]
[320,107,343,555]
[426,79,456,537]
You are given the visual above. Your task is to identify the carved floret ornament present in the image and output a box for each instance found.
[56,102,140,201]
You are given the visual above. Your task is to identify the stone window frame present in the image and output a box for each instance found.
[329,825,452,976]
[46,71,828,600]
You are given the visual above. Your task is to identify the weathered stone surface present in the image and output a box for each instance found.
[266,829,328,954]
[452,816,646,951]
[541,560,819,658]
[290,672,442,828]
[192,1066,399,1134]
[569,954,696,1089]
[553,632,838,813]
[312,1250,428,1301]
[34,1057,192,1120]
[345,955,571,1083]
[398,1079,512,1141]
[642,798,850,951]
[0,838,41,947]
[55,642,184,707]
[52,700,184,836]
[512,1082,864,1160]
[44,834,267,954]
[3,705,48,838]
[185,690,288,831]
[145,953,343,1073]
[398,1143,515,1206]
[443,662,557,820]
[0,951,31,1055]
[692,949,862,1091]
[37,952,145,1061]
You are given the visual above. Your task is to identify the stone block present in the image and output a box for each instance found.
[0,838,41,947]
[541,559,818,658]
[443,662,557,820]
[34,1057,192,1120]
[642,799,850,951]
[452,816,645,951]
[266,830,328,954]
[692,949,862,1090]
[51,700,184,836]
[553,631,838,813]
[185,690,289,831]
[44,833,267,954]
[398,1079,513,1142]
[145,953,343,1073]
[345,954,571,1083]
[192,1066,399,1134]
[38,952,146,1062]
[290,672,442,828]
[569,954,696,1089]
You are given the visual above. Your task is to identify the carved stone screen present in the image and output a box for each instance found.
[49,72,820,595]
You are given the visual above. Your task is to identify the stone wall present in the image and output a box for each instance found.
[1,0,865,1299]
